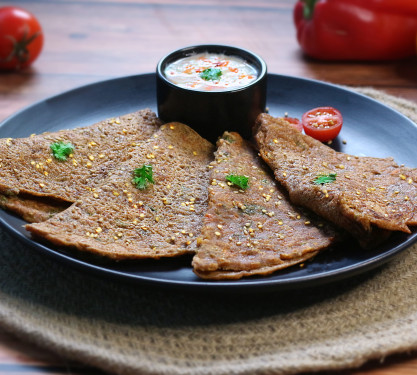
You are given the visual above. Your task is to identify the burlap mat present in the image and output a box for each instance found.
[1,87,417,375]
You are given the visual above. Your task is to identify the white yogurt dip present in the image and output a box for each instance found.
[164,52,258,91]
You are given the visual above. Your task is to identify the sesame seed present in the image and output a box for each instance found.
[96,227,102,233]
[217,224,223,229]
[215,231,221,236]
[185,240,191,245]
[113,191,119,196]
[88,155,94,161]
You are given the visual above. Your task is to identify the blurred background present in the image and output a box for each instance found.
[1,0,417,122]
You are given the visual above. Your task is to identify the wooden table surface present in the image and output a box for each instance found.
[1,0,417,374]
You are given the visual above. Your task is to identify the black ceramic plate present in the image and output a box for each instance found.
[1,73,417,292]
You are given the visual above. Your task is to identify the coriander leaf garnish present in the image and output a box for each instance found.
[313,172,337,185]
[226,174,249,190]
[132,165,154,190]
[200,68,222,81]
[50,141,74,161]
[221,134,236,143]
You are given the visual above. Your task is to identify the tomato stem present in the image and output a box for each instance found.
[1,26,41,68]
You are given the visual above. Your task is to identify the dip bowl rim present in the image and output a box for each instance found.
[156,43,268,94]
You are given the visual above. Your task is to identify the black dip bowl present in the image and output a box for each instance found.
[156,44,267,142]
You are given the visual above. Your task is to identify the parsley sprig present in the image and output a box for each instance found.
[50,141,75,161]
[132,165,155,190]
[313,172,337,185]
[200,68,222,81]
[226,174,249,190]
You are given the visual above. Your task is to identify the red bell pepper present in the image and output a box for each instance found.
[294,0,417,61]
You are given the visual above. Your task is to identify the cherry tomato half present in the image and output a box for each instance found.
[0,6,44,70]
[283,116,303,132]
[301,106,343,142]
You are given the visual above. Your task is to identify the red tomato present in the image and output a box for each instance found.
[301,106,343,142]
[0,6,44,70]
[283,116,303,132]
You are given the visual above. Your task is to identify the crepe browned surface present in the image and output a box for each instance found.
[0,109,161,221]
[0,193,71,222]
[192,132,339,280]
[255,113,417,248]
[26,123,214,260]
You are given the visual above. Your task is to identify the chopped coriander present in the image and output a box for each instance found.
[50,141,74,161]
[222,134,236,143]
[200,68,222,81]
[226,174,249,190]
[132,165,154,190]
[313,172,337,185]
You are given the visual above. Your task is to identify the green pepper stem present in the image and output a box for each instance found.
[303,0,319,19]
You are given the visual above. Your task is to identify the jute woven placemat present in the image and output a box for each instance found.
[1,87,417,375]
